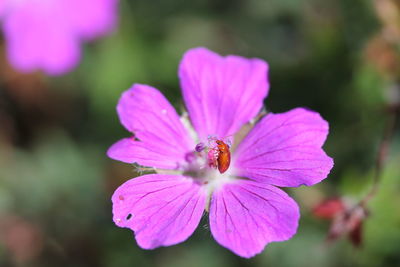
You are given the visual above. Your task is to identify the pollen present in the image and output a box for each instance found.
[193,138,231,174]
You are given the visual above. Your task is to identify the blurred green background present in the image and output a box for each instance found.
[1,0,400,266]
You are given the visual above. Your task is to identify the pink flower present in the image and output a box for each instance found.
[313,198,367,247]
[108,47,334,258]
[0,0,118,75]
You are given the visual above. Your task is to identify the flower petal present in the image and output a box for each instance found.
[234,108,334,187]
[108,84,195,169]
[209,180,299,258]
[63,0,117,40]
[112,174,206,249]
[0,1,6,18]
[3,2,80,75]
[108,138,190,169]
[179,47,269,141]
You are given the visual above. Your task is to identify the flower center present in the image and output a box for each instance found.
[183,138,234,186]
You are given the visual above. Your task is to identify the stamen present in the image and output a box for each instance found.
[195,142,205,152]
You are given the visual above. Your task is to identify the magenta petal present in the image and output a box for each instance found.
[0,1,6,18]
[234,108,334,187]
[209,180,299,258]
[3,3,80,75]
[112,174,206,249]
[2,0,117,75]
[108,138,190,169]
[63,0,117,40]
[179,47,269,141]
[108,84,195,169]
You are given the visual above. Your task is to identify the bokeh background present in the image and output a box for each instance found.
[1,0,400,266]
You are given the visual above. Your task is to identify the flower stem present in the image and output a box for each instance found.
[359,103,399,208]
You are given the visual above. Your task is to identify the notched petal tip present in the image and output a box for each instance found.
[234,107,334,187]
[209,180,300,258]
[112,174,206,249]
[179,47,270,141]
[111,84,195,169]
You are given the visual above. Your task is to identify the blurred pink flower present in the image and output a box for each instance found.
[0,0,118,75]
[313,198,345,220]
[108,47,334,258]
[313,198,367,247]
